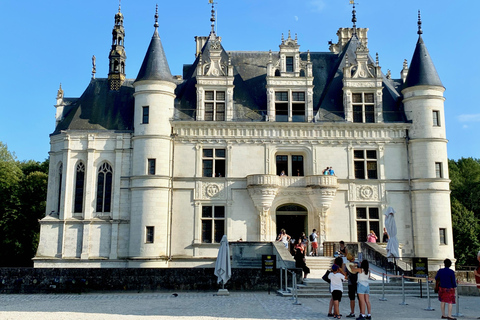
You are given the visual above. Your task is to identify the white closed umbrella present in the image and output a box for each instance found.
[214,235,231,290]
[384,207,399,261]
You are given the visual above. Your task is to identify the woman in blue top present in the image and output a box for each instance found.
[435,258,457,320]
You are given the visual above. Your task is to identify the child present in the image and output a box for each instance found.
[329,264,346,319]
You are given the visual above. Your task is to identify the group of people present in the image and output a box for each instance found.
[277,229,320,279]
[365,228,390,244]
[322,167,335,175]
[326,243,372,320]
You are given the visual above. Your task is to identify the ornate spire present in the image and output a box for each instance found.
[209,0,216,34]
[350,0,357,34]
[108,3,126,90]
[154,4,159,29]
[417,10,423,35]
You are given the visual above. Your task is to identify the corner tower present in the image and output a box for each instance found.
[129,6,176,263]
[108,3,126,90]
[402,12,453,267]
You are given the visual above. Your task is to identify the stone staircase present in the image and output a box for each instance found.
[278,278,435,298]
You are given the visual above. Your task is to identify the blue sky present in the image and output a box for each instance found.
[0,0,478,161]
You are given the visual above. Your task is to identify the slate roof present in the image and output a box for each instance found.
[135,28,174,83]
[404,35,443,88]
[53,79,134,134]
[54,31,415,134]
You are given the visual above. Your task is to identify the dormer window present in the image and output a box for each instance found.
[205,90,225,121]
[286,57,294,72]
[352,93,375,123]
[275,91,306,122]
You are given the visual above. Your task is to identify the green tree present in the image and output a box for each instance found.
[0,142,49,267]
[449,157,480,267]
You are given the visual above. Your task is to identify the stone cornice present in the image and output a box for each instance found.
[172,121,409,143]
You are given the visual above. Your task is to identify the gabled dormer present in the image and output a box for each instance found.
[195,4,234,121]
[342,35,384,123]
[266,32,314,122]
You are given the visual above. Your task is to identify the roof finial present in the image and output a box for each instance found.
[376,52,379,66]
[118,0,121,13]
[209,0,216,34]
[92,55,96,79]
[417,10,423,35]
[350,0,357,35]
[154,4,159,29]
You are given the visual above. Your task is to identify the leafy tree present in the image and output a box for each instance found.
[449,157,480,267]
[451,197,480,266]
[0,142,49,267]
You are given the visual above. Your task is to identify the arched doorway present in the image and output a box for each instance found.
[276,204,307,242]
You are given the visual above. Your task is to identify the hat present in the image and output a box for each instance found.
[346,253,354,261]
[332,264,339,271]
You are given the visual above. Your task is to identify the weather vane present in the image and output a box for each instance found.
[209,0,217,34]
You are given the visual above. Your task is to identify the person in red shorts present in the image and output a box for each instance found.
[435,258,457,320]
[309,229,318,256]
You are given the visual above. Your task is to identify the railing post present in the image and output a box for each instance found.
[452,281,463,317]
[379,273,387,301]
[284,268,288,294]
[292,272,301,305]
[280,267,284,292]
[424,279,434,311]
[399,275,408,305]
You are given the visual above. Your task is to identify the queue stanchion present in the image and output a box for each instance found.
[424,278,435,311]
[452,280,463,318]
[288,271,295,300]
[292,272,301,305]
[284,268,288,295]
[280,267,284,292]
[400,275,408,305]
[379,273,387,301]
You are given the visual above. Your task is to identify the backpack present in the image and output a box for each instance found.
[309,233,315,242]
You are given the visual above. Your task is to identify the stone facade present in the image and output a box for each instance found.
[34,6,454,269]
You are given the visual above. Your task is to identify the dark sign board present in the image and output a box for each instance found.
[262,255,276,274]
[412,257,429,278]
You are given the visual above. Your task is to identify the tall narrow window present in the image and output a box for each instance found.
[148,159,156,175]
[96,163,113,213]
[142,106,149,124]
[352,93,375,123]
[74,162,85,213]
[356,207,380,242]
[146,226,154,243]
[439,228,447,245]
[435,162,443,178]
[203,149,226,177]
[57,163,63,214]
[205,91,225,121]
[201,205,225,243]
[286,56,294,72]
[275,91,288,122]
[292,92,305,122]
[433,110,440,127]
[354,150,377,179]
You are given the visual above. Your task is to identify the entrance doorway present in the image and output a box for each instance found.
[275,204,307,242]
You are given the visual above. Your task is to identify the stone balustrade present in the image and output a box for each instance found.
[247,174,338,188]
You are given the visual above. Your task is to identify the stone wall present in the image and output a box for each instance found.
[0,267,299,294]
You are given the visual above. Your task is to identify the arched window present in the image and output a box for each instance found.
[74,162,85,213]
[96,163,113,213]
[57,163,63,214]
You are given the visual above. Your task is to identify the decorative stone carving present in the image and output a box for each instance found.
[201,183,225,199]
[356,185,379,200]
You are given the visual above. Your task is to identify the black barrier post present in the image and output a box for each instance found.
[452,281,463,318]
[379,273,387,301]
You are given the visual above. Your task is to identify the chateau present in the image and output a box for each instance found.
[35,4,454,268]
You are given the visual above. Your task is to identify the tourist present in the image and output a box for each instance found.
[352,260,372,320]
[366,230,377,243]
[339,240,348,257]
[345,253,359,318]
[328,257,347,317]
[293,238,310,279]
[329,264,346,319]
[309,229,318,256]
[382,228,389,243]
[276,229,291,249]
[329,166,335,175]
[435,258,457,320]
[300,232,308,249]
[323,167,330,175]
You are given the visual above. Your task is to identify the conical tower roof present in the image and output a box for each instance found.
[404,13,443,88]
[135,8,173,83]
